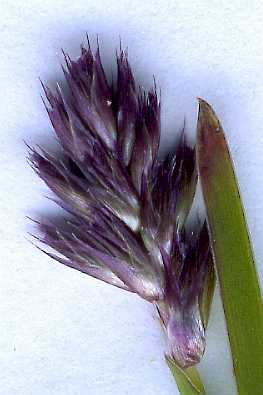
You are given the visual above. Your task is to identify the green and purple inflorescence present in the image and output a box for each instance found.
[29,40,214,369]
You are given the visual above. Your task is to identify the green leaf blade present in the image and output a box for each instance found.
[196,99,263,395]
[199,253,216,329]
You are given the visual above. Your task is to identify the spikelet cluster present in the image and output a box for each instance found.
[29,41,214,368]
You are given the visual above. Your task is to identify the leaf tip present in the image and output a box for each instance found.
[197,98,222,137]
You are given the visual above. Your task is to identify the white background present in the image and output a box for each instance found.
[1,1,263,394]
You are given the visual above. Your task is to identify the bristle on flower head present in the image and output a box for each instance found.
[29,39,214,369]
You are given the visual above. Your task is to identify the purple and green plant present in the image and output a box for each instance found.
[29,38,263,395]
[29,40,214,394]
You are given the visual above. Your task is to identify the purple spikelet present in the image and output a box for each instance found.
[29,40,214,369]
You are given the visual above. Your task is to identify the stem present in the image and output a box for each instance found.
[166,357,206,395]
